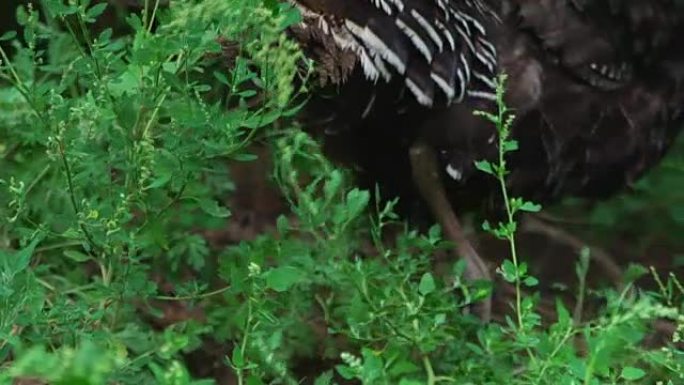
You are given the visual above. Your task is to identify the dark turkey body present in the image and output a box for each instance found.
[506,60,684,204]
[299,1,684,216]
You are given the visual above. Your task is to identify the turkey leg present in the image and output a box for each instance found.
[409,140,492,321]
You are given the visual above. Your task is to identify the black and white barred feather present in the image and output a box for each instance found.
[290,0,499,107]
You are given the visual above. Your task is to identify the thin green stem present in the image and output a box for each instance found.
[497,132,524,331]
[489,74,524,330]
[154,285,232,301]
[237,297,254,385]
[423,354,436,385]
[147,0,162,34]
[477,74,539,365]
[574,249,590,325]
[57,139,101,256]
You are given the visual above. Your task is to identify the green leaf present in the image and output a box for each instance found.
[482,220,492,232]
[555,299,572,328]
[427,224,441,244]
[97,28,112,44]
[501,260,516,280]
[345,188,370,218]
[313,371,333,385]
[620,367,646,381]
[503,139,519,152]
[246,376,265,385]
[323,170,344,200]
[231,346,244,368]
[232,152,258,162]
[198,198,231,218]
[418,272,436,295]
[4,237,42,275]
[523,276,539,287]
[63,250,91,263]
[388,355,421,377]
[335,364,356,380]
[213,70,230,86]
[519,201,542,213]
[265,266,303,292]
[624,263,649,283]
[109,69,139,97]
[360,348,383,380]
[86,3,108,19]
[474,160,494,175]
[279,4,304,29]
[0,31,17,41]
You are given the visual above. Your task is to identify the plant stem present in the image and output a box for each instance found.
[423,354,436,385]
[155,285,232,301]
[490,74,524,330]
[57,139,101,256]
[497,132,524,331]
[237,297,254,385]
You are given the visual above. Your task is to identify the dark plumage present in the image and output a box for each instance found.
[294,0,684,207]
[493,0,684,204]
[290,0,501,211]
[288,0,684,319]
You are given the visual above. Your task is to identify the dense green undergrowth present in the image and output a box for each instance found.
[1,1,683,384]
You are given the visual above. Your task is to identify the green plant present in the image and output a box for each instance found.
[474,74,542,334]
[1,0,304,383]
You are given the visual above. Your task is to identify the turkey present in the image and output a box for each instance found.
[288,0,684,320]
